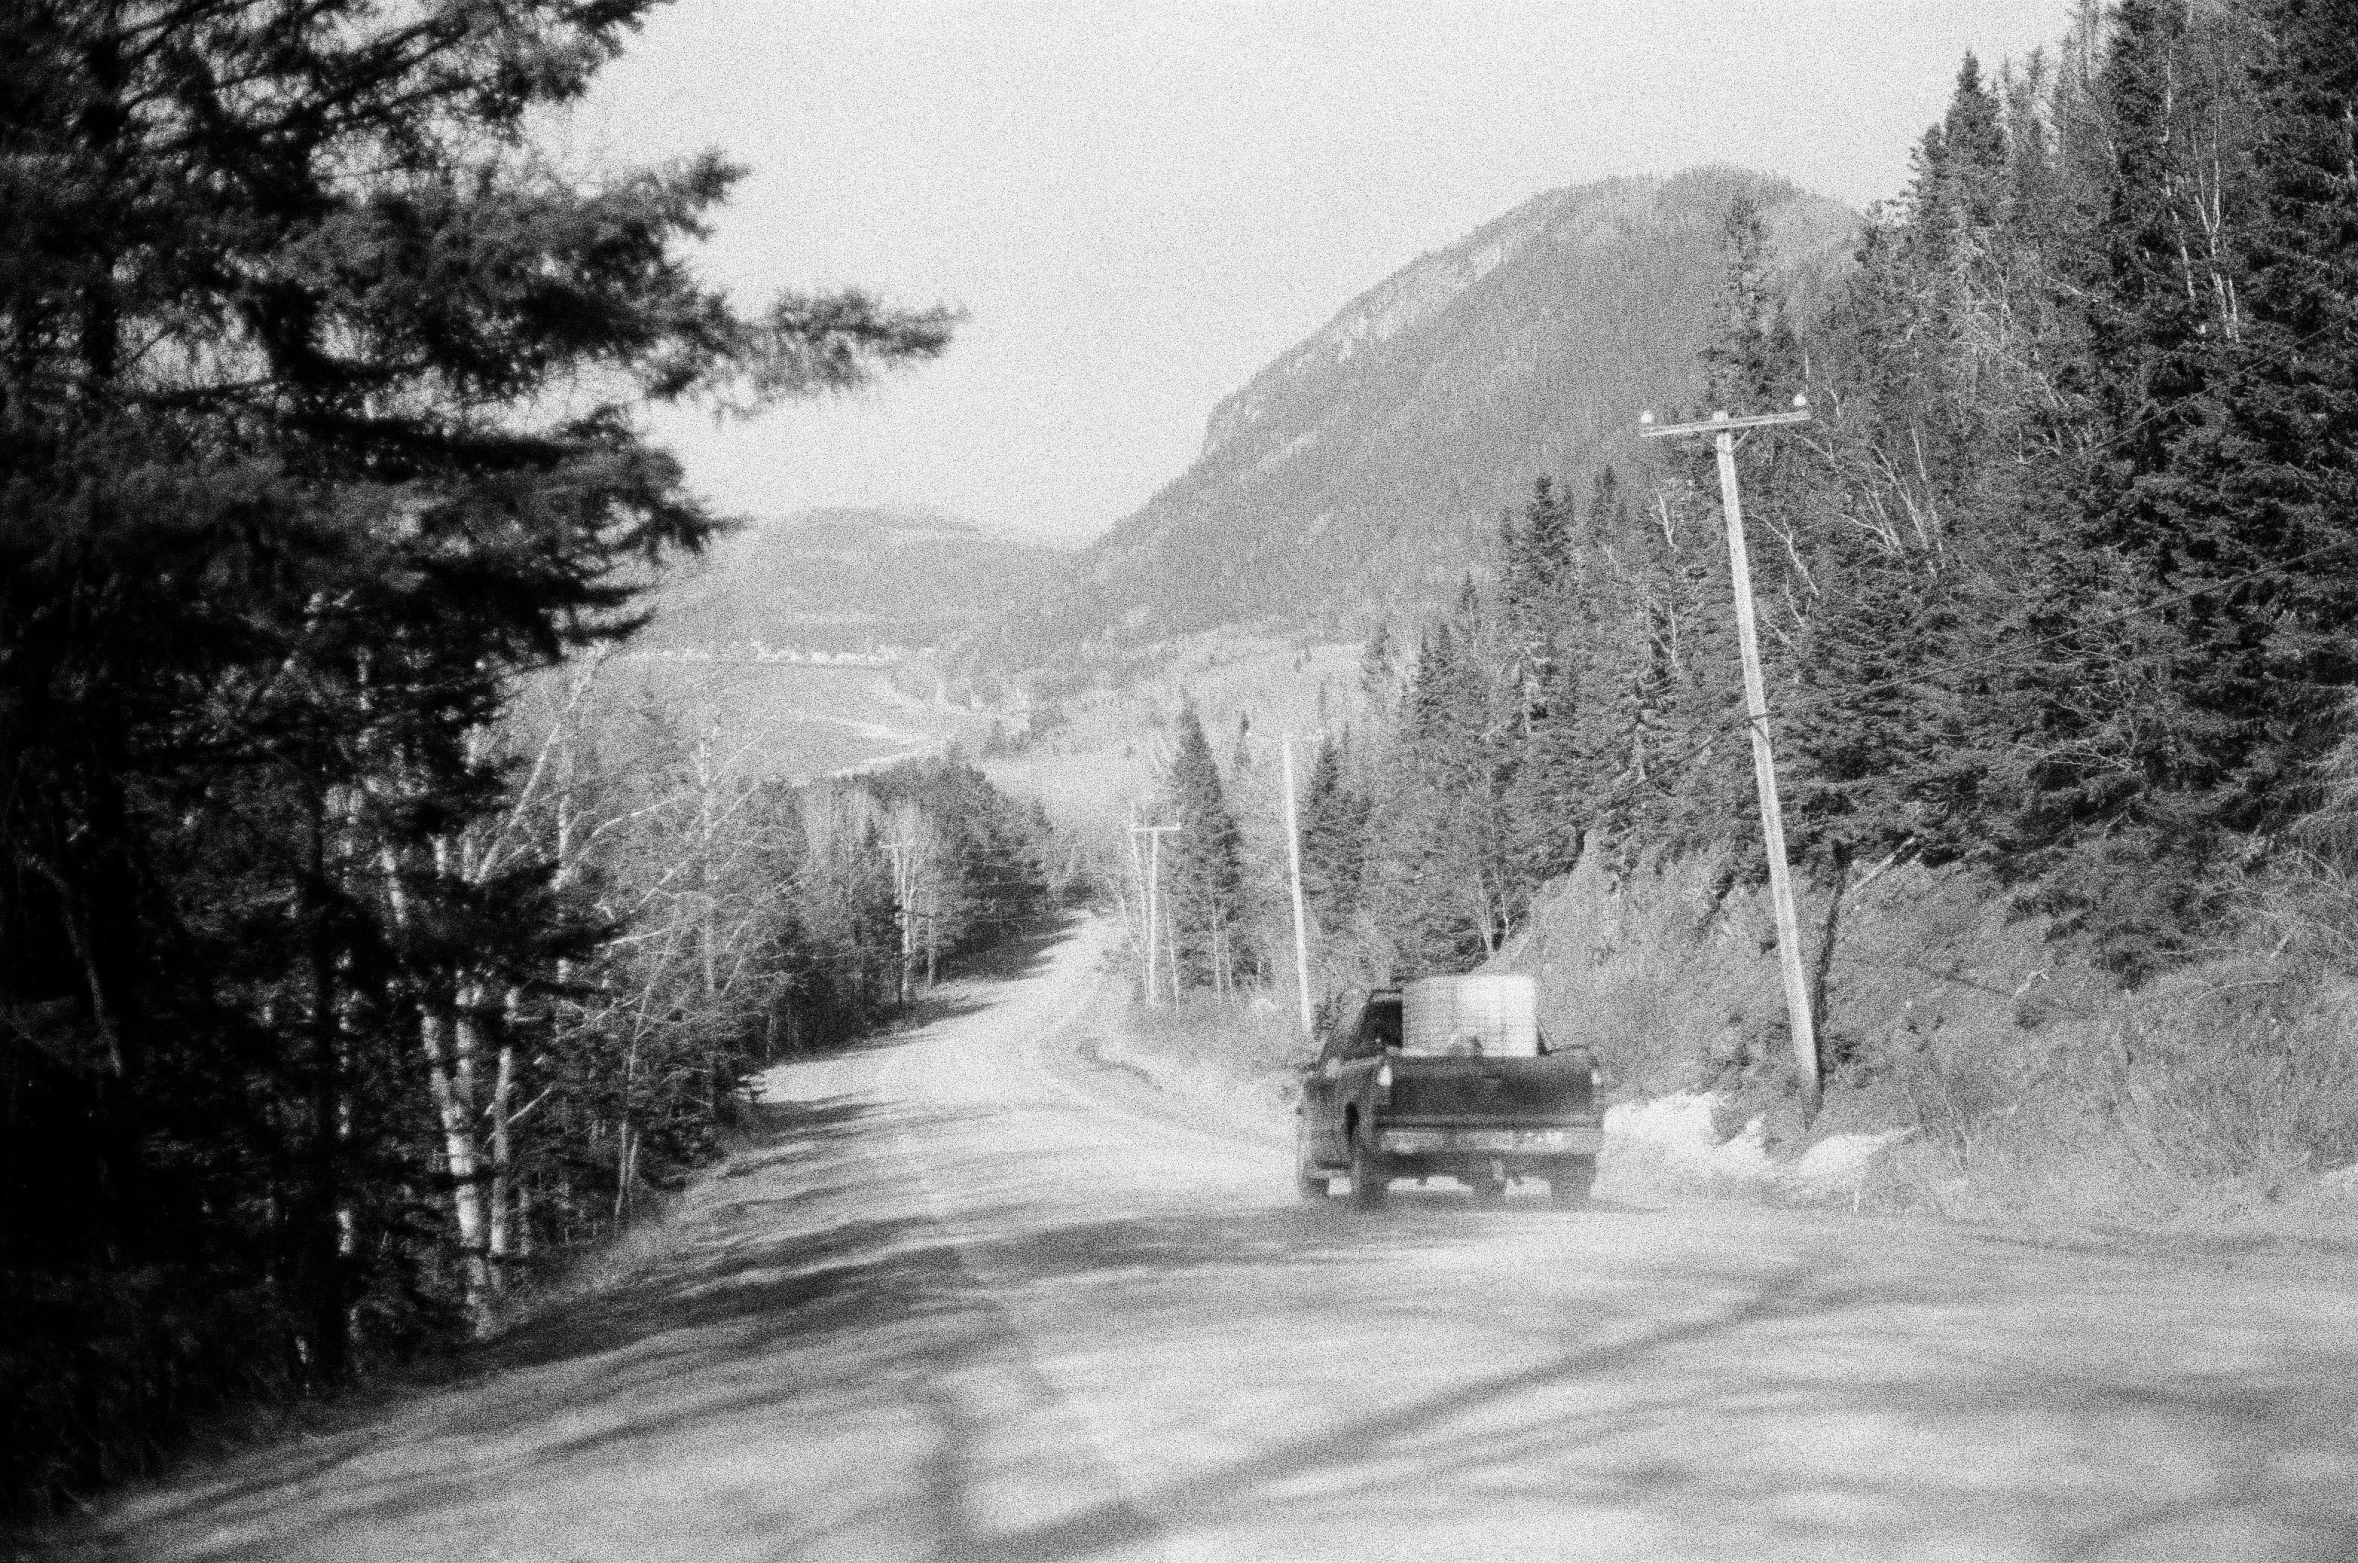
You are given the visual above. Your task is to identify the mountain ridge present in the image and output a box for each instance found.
[1193,182,1593,471]
[642,505,1072,656]
[1013,167,1859,658]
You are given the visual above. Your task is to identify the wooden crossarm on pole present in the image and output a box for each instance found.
[1638,408,1813,439]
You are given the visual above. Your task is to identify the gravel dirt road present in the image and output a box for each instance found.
[56,915,2358,1562]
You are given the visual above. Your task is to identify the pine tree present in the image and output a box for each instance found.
[1160,702,1253,992]
[1359,622,1396,710]
[1502,478,1576,635]
[1942,54,2011,230]
[1367,585,1531,969]
[2152,0,2358,828]
[0,0,953,1509]
[1499,478,1576,734]
[1992,0,2270,970]
[1585,465,1631,545]
[1504,473,1625,887]
[1298,735,1371,959]
[1703,194,1804,412]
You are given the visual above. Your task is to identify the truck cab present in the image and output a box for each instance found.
[1296,976,1603,1208]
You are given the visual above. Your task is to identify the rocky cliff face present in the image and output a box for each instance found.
[1025,168,1857,654]
[1196,187,1575,468]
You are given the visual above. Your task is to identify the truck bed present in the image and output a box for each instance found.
[1381,1051,1596,1123]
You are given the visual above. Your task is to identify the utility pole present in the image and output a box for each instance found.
[1130,823,1182,1006]
[1279,733,1319,1038]
[1640,397,1821,1112]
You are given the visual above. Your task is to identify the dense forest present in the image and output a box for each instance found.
[0,0,1070,1521]
[1134,0,2358,1184]
[1278,0,2358,976]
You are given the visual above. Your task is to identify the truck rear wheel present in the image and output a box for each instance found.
[1349,1138,1388,1209]
[1550,1155,1597,1207]
[1294,1120,1330,1200]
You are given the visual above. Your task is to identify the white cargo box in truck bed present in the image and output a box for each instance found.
[1401,974,1539,1057]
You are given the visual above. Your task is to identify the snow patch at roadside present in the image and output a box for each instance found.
[1605,1091,1910,1198]
[1094,1010,1913,1203]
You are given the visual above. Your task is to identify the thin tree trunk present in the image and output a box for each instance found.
[420,1008,491,1328]
[487,1017,517,1293]
[614,1032,638,1230]
[613,1119,636,1230]
[303,780,349,1382]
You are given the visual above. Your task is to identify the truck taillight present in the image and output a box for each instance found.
[1375,1060,1393,1101]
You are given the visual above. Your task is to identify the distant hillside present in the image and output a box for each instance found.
[641,507,1072,656]
[1010,168,1857,655]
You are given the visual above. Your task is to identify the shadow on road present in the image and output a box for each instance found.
[67,947,2358,1563]
[90,1066,1709,1560]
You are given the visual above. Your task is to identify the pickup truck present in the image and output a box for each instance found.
[1295,975,1603,1208]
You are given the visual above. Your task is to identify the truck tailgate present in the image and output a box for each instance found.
[1388,1055,1595,1122]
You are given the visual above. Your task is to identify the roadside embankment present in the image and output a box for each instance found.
[1096,858,2358,1238]
[1498,855,2358,1235]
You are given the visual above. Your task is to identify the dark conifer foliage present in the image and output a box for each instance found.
[0,0,956,1515]
[1298,735,1370,945]
[1324,2,2358,991]
[1160,702,1255,991]
[2181,0,2358,826]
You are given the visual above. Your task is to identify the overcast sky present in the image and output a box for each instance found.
[564,2,2076,545]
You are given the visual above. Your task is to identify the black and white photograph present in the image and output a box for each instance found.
[6,1,2358,1558]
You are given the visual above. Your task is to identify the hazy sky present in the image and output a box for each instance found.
[566,2,2076,545]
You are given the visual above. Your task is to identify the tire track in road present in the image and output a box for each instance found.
[868,935,1175,1563]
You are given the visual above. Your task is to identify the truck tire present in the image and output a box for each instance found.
[1349,1138,1388,1209]
[1293,1120,1330,1200]
[1550,1155,1597,1207]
